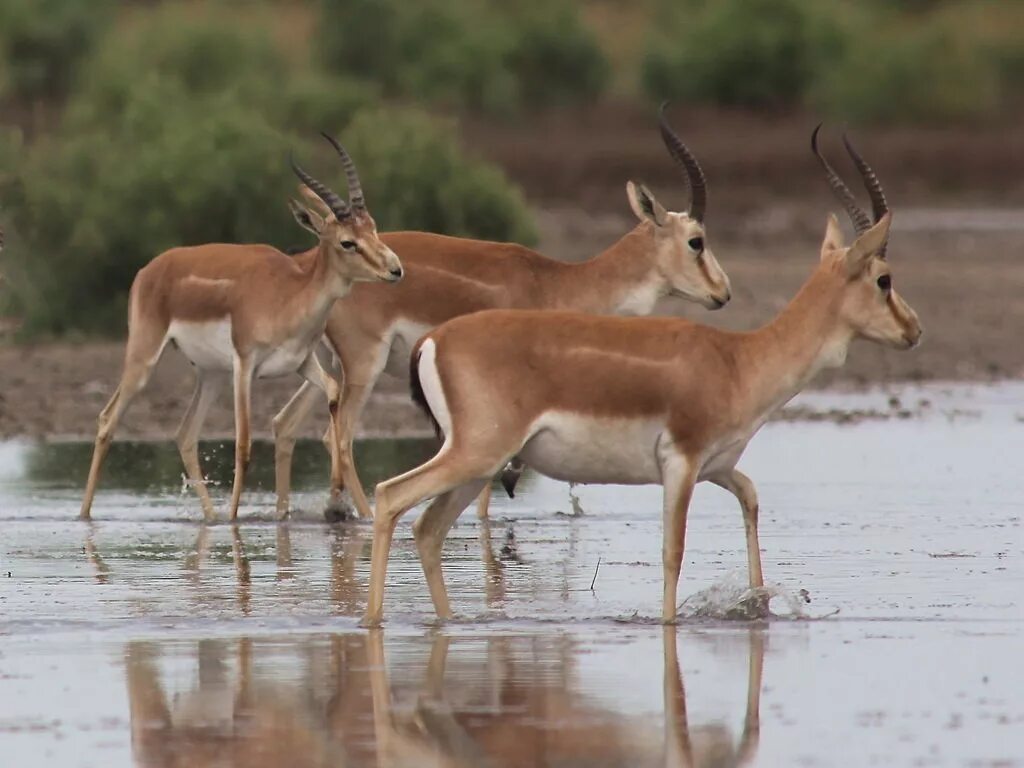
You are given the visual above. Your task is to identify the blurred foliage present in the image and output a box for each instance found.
[0,0,114,105]
[0,2,536,336]
[317,0,608,112]
[643,0,841,109]
[640,0,1024,123]
[343,108,537,244]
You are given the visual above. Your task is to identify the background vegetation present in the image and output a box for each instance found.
[0,0,1021,335]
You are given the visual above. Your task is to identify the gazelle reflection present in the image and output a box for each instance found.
[124,627,764,767]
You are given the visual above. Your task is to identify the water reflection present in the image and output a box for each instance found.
[19,438,440,493]
[123,628,765,768]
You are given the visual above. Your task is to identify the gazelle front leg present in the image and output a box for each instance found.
[709,468,764,589]
[227,353,255,522]
[660,447,698,623]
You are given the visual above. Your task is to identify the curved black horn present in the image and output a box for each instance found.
[811,124,871,235]
[289,152,350,219]
[659,102,707,223]
[842,132,888,223]
[320,132,365,210]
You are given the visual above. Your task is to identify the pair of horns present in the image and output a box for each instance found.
[659,102,708,223]
[811,124,889,255]
[289,132,365,220]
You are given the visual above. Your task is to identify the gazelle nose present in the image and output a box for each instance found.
[389,266,404,281]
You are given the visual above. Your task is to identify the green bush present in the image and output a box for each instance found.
[4,94,310,335]
[68,5,376,138]
[812,16,1002,123]
[317,0,608,112]
[643,0,843,108]
[342,108,537,245]
[0,0,113,104]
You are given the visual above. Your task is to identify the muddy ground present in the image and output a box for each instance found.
[1,106,1022,440]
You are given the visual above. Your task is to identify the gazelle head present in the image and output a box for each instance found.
[813,126,922,350]
[626,104,731,310]
[288,133,403,284]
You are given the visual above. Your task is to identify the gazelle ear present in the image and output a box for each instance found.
[298,185,334,220]
[288,199,325,236]
[627,181,668,226]
[844,212,891,276]
[820,213,844,261]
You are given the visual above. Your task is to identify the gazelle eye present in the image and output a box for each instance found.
[340,240,357,250]
[688,237,704,252]
[877,274,891,291]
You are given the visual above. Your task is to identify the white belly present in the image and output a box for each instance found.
[168,319,235,372]
[168,319,315,378]
[519,411,665,485]
[383,318,432,378]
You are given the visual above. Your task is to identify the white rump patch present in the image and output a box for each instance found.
[417,338,453,438]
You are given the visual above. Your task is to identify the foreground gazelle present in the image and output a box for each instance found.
[79,136,402,522]
[272,107,732,521]
[361,127,922,626]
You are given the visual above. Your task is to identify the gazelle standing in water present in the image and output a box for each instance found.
[271,107,732,521]
[79,136,402,522]
[361,127,922,627]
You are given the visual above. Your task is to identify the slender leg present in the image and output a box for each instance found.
[273,382,321,517]
[330,382,378,520]
[709,469,764,589]
[660,448,697,623]
[361,444,502,627]
[175,374,223,523]
[80,332,168,520]
[271,379,322,519]
[478,517,506,607]
[227,353,255,521]
[474,483,492,520]
[412,479,488,621]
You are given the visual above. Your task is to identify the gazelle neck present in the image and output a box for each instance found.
[739,265,854,418]
[544,223,667,315]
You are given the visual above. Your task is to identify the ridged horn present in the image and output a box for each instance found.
[320,132,365,211]
[289,152,350,220]
[811,124,872,235]
[842,132,889,224]
[659,102,707,223]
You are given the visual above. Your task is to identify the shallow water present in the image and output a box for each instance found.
[1,383,1022,767]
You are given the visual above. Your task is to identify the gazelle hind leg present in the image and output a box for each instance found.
[362,442,506,627]
[80,327,168,520]
[474,483,492,520]
[413,479,489,620]
[227,354,255,522]
[175,374,223,522]
[271,379,321,519]
[709,469,764,589]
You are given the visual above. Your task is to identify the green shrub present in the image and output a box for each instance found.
[4,94,310,335]
[317,0,608,112]
[642,0,842,108]
[812,16,1002,123]
[0,0,113,104]
[342,108,537,245]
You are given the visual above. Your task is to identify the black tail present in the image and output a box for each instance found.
[409,342,444,441]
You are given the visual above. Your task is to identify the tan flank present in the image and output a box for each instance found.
[79,135,403,522]
[361,127,923,627]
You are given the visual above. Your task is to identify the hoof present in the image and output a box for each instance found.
[324,493,357,524]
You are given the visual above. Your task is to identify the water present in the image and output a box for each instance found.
[0,383,1022,766]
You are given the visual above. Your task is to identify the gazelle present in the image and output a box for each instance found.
[361,127,922,627]
[79,136,403,522]
[271,107,732,522]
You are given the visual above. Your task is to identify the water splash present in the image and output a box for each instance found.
[677,571,822,620]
